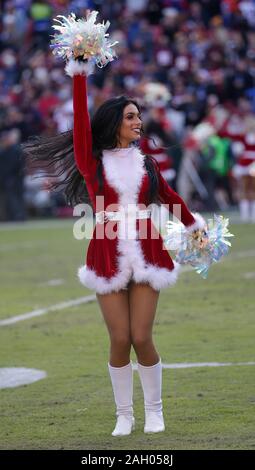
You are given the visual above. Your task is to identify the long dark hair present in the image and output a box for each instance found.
[22,95,160,207]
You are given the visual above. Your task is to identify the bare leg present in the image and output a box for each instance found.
[96,287,135,435]
[128,281,160,366]
[96,288,131,367]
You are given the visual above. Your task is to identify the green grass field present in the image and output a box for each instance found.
[0,215,254,450]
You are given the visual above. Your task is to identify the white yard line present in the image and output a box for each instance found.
[0,295,96,326]
[0,218,93,231]
[41,279,65,286]
[159,361,255,369]
[132,361,255,370]
[0,219,75,231]
[0,248,254,327]
[0,241,48,251]
[243,272,255,279]
[231,249,255,259]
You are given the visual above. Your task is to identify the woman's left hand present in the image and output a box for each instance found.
[191,228,209,249]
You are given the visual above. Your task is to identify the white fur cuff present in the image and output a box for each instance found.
[186,212,207,232]
[65,58,95,77]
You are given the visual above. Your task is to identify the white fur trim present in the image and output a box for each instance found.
[78,261,180,294]
[102,147,146,196]
[232,163,254,177]
[185,212,207,232]
[65,58,95,77]
[78,147,180,294]
[132,260,180,291]
[78,263,132,294]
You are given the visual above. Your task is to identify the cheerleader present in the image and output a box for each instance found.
[23,12,208,438]
[219,107,255,222]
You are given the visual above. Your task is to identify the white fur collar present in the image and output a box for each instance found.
[102,146,146,198]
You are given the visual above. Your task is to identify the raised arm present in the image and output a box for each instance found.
[65,59,97,179]
[153,158,206,231]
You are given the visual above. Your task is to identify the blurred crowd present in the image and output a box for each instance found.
[1,0,255,221]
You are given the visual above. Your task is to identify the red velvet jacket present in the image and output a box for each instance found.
[68,62,205,294]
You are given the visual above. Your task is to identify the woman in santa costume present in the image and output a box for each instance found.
[24,57,206,437]
[70,58,207,437]
[23,12,207,438]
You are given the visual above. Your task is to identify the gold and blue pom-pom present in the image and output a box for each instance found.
[164,214,234,279]
[50,10,118,68]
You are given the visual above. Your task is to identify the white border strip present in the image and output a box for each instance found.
[131,362,255,369]
[161,361,255,369]
[0,295,96,326]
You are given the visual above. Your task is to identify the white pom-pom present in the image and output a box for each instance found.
[50,10,118,69]
[164,214,234,278]
[64,58,95,77]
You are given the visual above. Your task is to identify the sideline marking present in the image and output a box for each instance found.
[41,279,65,286]
[0,367,47,389]
[0,241,48,252]
[0,295,96,326]
[159,361,255,369]
[243,272,255,279]
[131,362,255,370]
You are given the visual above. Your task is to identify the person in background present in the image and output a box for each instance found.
[232,118,255,222]
[201,132,235,210]
[219,100,255,222]
[177,122,217,211]
[0,128,26,221]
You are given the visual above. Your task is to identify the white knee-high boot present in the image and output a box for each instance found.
[137,358,165,433]
[251,200,255,223]
[239,199,250,222]
[108,361,135,436]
